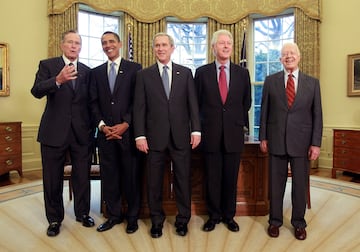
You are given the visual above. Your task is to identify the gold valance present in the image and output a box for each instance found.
[48,0,321,24]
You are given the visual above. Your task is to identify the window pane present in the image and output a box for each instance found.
[167,22,207,75]
[78,8,121,68]
[251,14,294,136]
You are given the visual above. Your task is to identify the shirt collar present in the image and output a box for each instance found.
[108,57,122,67]
[157,61,172,72]
[62,55,78,68]
[215,60,230,70]
[284,68,299,79]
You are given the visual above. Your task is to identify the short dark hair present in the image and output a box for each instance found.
[102,31,121,42]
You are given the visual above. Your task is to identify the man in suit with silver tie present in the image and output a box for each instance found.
[259,42,323,240]
[133,32,201,238]
[89,31,142,234]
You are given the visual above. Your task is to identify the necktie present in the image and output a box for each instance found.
[162,65,170,98]
[68,63,76,89]
[109,62,116,93]
[286,73,295,107]
[219,65,227,104]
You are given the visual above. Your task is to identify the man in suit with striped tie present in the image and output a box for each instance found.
[259,42,323,240]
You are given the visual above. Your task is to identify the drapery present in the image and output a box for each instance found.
[48,0,321,23]
[47,0,321,72]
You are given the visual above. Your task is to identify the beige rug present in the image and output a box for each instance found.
[0,177,359,252]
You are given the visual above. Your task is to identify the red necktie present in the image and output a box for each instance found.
[219,65,227,104]
[286,74,295,107]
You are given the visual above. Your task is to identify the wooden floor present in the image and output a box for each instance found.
[0,168,359,252]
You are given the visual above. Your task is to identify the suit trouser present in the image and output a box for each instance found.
[98,137,141,222]
[204,151,241,221]
[268,154,309,228]
[146,143,191,225]
[41,129,91,224]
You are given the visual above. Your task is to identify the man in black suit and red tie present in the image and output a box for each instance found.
[31,30,95,237]
[259,42,323,240]
[89,31,142,234]
[194,29,252,233]
[133,32,201,238]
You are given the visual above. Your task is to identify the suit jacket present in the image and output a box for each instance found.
[194,62,251,152]
[259,71,323,156]
[133,62,201,151]
[89,58,142,150]
[31,57,91,147]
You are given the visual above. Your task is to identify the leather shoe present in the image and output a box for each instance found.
[267,225,280,238]
[97,219,122,232]
[126,221,139,234]
[47,222,61,237]
[175,222,188,236]
[150,224,163,238]
[294,227,307,240]
[76,215,95,227]
[223,219,239,232]
[203,219,220,232]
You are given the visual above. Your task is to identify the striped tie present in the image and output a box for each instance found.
[286,74,295,107]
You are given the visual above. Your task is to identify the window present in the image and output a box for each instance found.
[78,5,122,68]
[251,14,294,138]
[167,19,207,74]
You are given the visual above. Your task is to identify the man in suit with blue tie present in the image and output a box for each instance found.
[133,32,201,238]
[259,42,323,240]
[31,30,95,237]
[89,31,142,234]
[194,29,252,233]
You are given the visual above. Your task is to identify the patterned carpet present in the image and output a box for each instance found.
[1,176,359,203]
[0,176,359,252]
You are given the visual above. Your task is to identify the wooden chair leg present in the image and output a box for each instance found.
[69,179,73,201]
[307,174,311,209]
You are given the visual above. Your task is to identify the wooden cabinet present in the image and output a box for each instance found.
[332,129,360,178]
[0,122,22,176]
[138,139,269,217]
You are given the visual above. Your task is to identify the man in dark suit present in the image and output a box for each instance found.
[259,42,323,240]
[31,30,95,237]
[89,31,142,234]
[133,32,201,238]
[194,29,252,233]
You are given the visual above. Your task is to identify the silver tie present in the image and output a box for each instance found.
[109,62,116,93]
[162,65,170,98]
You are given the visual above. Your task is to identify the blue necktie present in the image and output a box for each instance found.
[162,65,170,98]
[109,62,116,93]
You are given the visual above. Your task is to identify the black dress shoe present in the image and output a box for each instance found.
[294,227,307,240]
[150,224,163,238]
[76,215,95,227]
[267,225,280,238]
[47,222,61,237]
[175,222,188,236]
[97,219,122,232]
[126,221,139,234]
[223,219,239,232]
[203,219,220,232]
